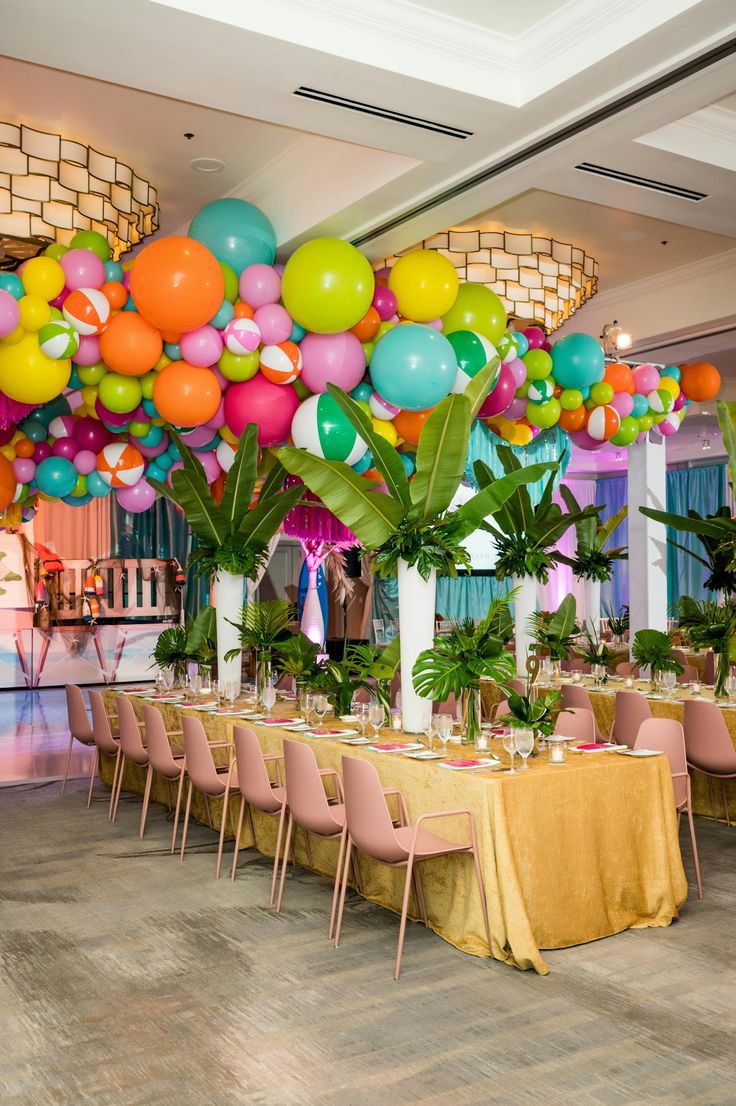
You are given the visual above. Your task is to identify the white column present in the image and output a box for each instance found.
[512,574,537,676]
[214,570,245,686]
[627,434,668,642]
[397,559,436,733]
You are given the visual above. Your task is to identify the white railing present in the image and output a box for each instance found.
[57,559,174,620]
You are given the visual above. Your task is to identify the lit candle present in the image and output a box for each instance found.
[391,709,402,731]
[691,681,701,697]
[624,677,634,689]
[549,740,567,764]
[475,729,490,752]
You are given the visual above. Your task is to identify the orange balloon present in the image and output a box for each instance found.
[392,406,436,445]
[679,361,721,403]
[14,438,35,459]
[130,236,224,335]
[153,362,222,427]
[233,301,255,319]
[604,362,634,394]
[558,405,586,432]
[101,281,127,310]
[350,306,381,342]
[99,312,163,377]
[0,453,15,510]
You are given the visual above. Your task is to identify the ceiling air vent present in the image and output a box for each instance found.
[293,86,472,139]
[574,162,707,202]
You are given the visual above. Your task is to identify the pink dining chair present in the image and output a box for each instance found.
[88,691,122,819]
[615,661,639,678]
[180,715,238,879]
[141,705,185,846]
[491,698,509,722]
[683,699,736,826]
[433,692,461,722]
[509,678,526,696]
[678,664,698,684]
[567,656,590,674]
[335,754,492,980]
[231,725,287,902]
[611,690,652,749]
[561,684,606,741]
[704,652,715,685]
[554,706,596,743]
[62,684,96,802]
[110,697,151,827]
[635,717,702,899]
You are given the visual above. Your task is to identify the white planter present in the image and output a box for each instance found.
[585,578,601,636]
[214,570,244,686]
[397,559,436,733]
[512,574,537,677]
[301,567,326,646]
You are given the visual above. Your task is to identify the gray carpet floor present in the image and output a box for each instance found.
[1,777,735,1106]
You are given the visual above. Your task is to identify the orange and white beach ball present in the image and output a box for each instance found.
[63,287,111,336]
[260,340,302,385]
[96,442,145,487]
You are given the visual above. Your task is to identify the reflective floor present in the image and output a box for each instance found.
[0,686,94,784]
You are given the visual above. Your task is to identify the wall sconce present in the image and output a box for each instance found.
[600,320,632,356]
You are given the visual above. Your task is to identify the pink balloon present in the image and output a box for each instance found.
[631,364,659,395]
[73,334,101,366]
[224,375,300,447]
[116,478,157,513]
[569,428,605,452]
[180,325,223,368]
[273,262,285,277]
[61,249,106,291]
[478,363,515,417]
[73,415,112,452]
[179,426,217,449]
[373,266,392,282]
[74,449,97,475]
[239,263,281,309]
[52,438,79,461]
[210,365,229,390]
[300,332,366,394]
[122,270,132,290]
[524,326,546,350]
[33,442,52,463]
[13,458,35,483]
[610,392,634,419]
[371,285,397,322]
[166,460,184,485]
[425,318,443,331]
[254,303,292,345]
[673,392,686,412]
[507,358,527,388]
[206,398,226,430]
[0,289,20,338]
[196,449,222,484]
[134,431,169,459]
[506,397,527,420]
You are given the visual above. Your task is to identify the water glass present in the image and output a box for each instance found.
[161,668,175,691]
[502,730,518,773]
[189,672,202,695]
[662,670,677,699]
[690,680,701,698]
[423,715,436,752]
[368,703,385,738]
[262,684,277,717]
[726,674,736,701]
[435,713,453,754]
[515,728,534,768]
[354,702,369,736]
[313,693,329,730]
[225,680,240,708]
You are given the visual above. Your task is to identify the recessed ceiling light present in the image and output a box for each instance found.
[190,158,225,173]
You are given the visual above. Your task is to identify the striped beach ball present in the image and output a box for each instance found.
[63,287,111,336]
[527,377,555,404]
[48,415,77,440]
[223,316,261,355]
[586,404,620,442]
[447,330,496,394]
[291,393,366,463]
[260,340,302,385]
[96,441,145,487]
[369,391,400,421]
[39,320,80,360]
[647,388,674,415]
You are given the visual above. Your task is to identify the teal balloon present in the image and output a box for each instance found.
[36,457,77,497]
[164,342,181,361]
[104,261,124,282]
[209,300,235,330]
[631,393,649,418]
[188,198,276,274]
[400,452,416,477]
[513,332,529,358]
[370,324,456,411]
[0,273,24,300]
[661,364,681,381]
[146,462,166,482]
[142,398,158,417]
[167,442,181,461]
[290,321,307,342]
[31,395,72,427]
[579,386,591,400]
[20,419,47,443]
[62,492,93,507]
[350,381,372,404]
[67,367,82,390]
[550,333,604,389]
[353,449,373,474]
[87,471,111,498]
[139,424,164,448]
[123,295,138,311]
[156,451,173,472]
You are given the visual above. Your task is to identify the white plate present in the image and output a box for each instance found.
[339,715,361,723]
[404,750,446,760]
[614,748,661,757]
[340,736,373,745]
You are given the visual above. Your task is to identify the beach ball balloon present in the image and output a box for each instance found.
[446,330,496,394]
[223,316,261,355]
[369,391,400,421]
[647,388,674,415]
[39,320,79,360]
[371,324,456,411]
[551,333,604,389]
[96,442,145,488]
[63,288,110,335]
[527,378,555,404]
[216,439,236,473]
[587,404,620,441]
[388,249,458,322]
[260,341,302,385]
[291,393,366,464]
[189,198,276,274]
[441,283,506,345]
[655,411,682,437]
[281,238,374,334]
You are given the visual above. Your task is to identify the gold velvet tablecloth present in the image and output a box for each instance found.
[101,690,687,976]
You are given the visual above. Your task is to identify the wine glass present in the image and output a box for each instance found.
[354,702,369,737]
[225,680,240,709]
[662,670,677,699]
[423,714,436,753]
[515,728,534,769]
[502,730,517,773]
[726,673,736,701]
[262,684,277,717]
[189,672,202,696]
[161,668,174,692]
[313,694,329,731]
[368,703,385,739]
[434,713,453,755]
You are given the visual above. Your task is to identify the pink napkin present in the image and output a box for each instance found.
[444,758,486,768]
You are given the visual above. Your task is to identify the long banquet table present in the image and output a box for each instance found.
[101,689,687,975]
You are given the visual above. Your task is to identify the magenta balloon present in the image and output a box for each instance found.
[33,442,52,463]
[657,417,679,437]
[196,449,222,484]
[610,392,634,418]
[478,363,515,417]
[116,478,157,513]
[49,288,69,310]
[134,431,169,459]
[507,358,527,388]
[300,331,366,394]
[239,263,281,309]
[505,396,527,420]
[123,270,132,290]
[524,326,546,350]
[631,364,659,394]
[0,289,20,338]
[73,415,113,452]
[179,426,217,449]
[371,285,397,322]
[180,324,223,368]
[206,397,226,430]
[569,428,606,452]
[52,438,79,461]
[61,248,106,291]
[74,449,97,475]
[254,303,292,345]
[13,458,35,483]
[94,399,132,427]
[224,375,300,447]
[673,392,686,412]
[74,334,101,366]
[373,266,392,282]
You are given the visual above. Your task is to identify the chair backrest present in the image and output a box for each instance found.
[89,691,120,756]
[434,692,460,722]
[683,699,736,775]
[672,649,688,668]
[143,705,181,779]
[561,683,604,739]
[704,652,715,684]
[567,656,589,673]
[509,678,526,696]
[117,697,149,765]
[341,755,407,863]
[233,726,282,813]
[615,661,639,677]
[554,706,595,742]
[493,698,509,721]
[65,684,92,742]
[612,690,652,748]
[282,739,342,835]
[635,717,689,808]
[678,663,698,684]
[181,715,227,795]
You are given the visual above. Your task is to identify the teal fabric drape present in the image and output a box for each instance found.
[436,575,512,621]
[464,422,569,498]
[666,464,726,607]
[596,475,628,617]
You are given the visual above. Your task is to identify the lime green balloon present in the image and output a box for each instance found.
[49,306,64,321]
[590,381,614,405]
[72,474,88,497]
[98,372,142,414]
[76,361,107,386]
[218,347,259,382]
[70,229,111,261]
[523,348,552,381]
[526,397,560,429]
[560,388,583,411]
[441,282,506,345]
[610,416,639,446]
[362,340,374,364]
[44,243,68,261]
[129,420,151,437]
[638,413,654,432]
[281,238,375,334]
[376,321,395,341]
[516,379,530,399]
[139,371,158,400]
[219,262,239,303]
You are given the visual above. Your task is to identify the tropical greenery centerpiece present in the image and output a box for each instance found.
[557,486,627,632]
[605,604,629,644]
[677,596,736,698]
[311,637,402,716]
[151,605,217,685]
[149,425,303,685]
[631,629,684,692]
[412,597,516,745]
[277,363,556,731]
[225,599,295,704]
[529,594,578,675]
[274,632,322,702]
[575,620,613,670]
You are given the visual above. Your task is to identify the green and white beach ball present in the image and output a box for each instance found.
[291,393,366,464]
[38,319,80,360]
[446,330,497,394]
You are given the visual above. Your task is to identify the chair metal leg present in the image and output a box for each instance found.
[303,824,314,869]
[139,763,154,838]
[395,855,416,981]
[203,795,213,830]
[329,826,348,941]
[412,865,429,927]
[179,780,194,862]
[230,795,246,882]
[334,836,353,947]
[686,803,703,900]
[270,801,287,906]
[707,775,718,822]
[108,752,122,821]
[721,780,731,827]
[215,781,232,880]
[86,747,98,808]
[171,767,186,854]
[275,813,294,913]
[111,754,126,823]
[60,734,74,797]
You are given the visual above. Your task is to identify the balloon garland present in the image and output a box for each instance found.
[0,199,722,525]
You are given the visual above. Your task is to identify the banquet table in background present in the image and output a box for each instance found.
[102,690,687,976]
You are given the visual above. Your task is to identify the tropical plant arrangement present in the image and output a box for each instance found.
[274,632,322,696]
[412,597,516,744]
[344,638,401,711]
[498,673,564,743]
[639,505,736,595]
[557,487,627,582]
[529,594,579,666]
[605,604,629,643]
[677,596,736,697]
[225,599,296,701]
[149,424,303,682]
[151,624,189,683]
[631,629,684,691]
[575,620,613,670]
[151,605,217,683]
[277,362,556,731]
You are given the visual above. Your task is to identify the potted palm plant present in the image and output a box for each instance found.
[557,486,627,632]
[605,604,629,644]
[575,620,613,670]
[274,632,322,702]
[225,598,295,703]
[345,638,401,711]
[475,447,598,675]
[149,426,303,686]
[529,594,578,677]
[278,363,556,731]
[631,629,683,691]
[151,624,189,684]
[677,596,736,698]
[151,605,217,684]
[412,597,516,744]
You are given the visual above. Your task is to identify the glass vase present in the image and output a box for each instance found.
[714,650,729,699]
[255,648,272,708]
[461,683,482,746]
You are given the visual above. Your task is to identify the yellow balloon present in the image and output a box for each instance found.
[1,324,25,346]
[371,418,398,447]
[219,425,238,446]
[80,385,99,407]
[19,295,52,332]
[0,333,71,403]
[659,376,680,400]
[154,353,171,372]
[10,430,23,445]
[0,445,16,462]
[21,256,65,301]
[389,250,459,322]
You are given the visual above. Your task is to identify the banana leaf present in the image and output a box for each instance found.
[559,484,597,551]
[453,462,558,540]
[465,359,501,418]
[219,424,259,532]
[639,506,730,538]
[717,400,736,491]
[597,505,628,547]
[238,484,304,545]
[149,469,227,547]
[259,456,287,499]
[410,393,471,518]
[186,604,217,656]
[548,593,577,640]
[326,385,411,509]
